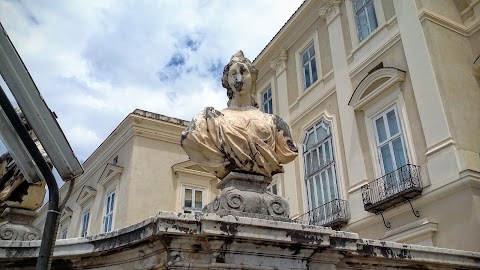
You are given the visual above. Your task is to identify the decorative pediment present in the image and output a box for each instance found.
[76,185,97,205]
[349,68,406,110]
[59,206,73,223]
[98,163,124,186]
[172,160,215,178]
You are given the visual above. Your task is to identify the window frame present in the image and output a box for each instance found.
[182,186,205,214]
[295,31,322,96]
[363,92,417,181]
[103,189,116,233]
[300,43,319,90]
[261,86,273,114]
[267,181,278,195]
[302,118,340,211]
[59,219,69,239]
[345,0,387,59]
[372,105,409,176]
[80,208,91,237]
[353,0,379,42]
[61,227,68,239]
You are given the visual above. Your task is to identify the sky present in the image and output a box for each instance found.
[0,0,304,165]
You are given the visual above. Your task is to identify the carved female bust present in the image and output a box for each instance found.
[181,51,297,179]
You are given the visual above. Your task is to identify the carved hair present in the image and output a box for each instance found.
[221,51,259,108]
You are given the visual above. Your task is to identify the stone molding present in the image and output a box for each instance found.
[349,67,406,110]
[319,0,342,24]
[204,172,290,221]
[270,49,288,74]
[0,207,41,241]
[2,211,480,269]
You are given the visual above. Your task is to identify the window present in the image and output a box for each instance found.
[373,106,408,193]
[59,220,69,239]
[267,182,278,195]
[103,190,115,233]
[80,209,90,237]
[183,187,204,214]
[301,44,318,89]
[61,228,68,239]
[262,87,273,114]
[303,119,339,211]
[354,0,378,41]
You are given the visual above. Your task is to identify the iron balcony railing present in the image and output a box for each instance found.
[361,164,422,212]
[293,199,350,228]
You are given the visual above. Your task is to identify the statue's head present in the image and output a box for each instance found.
[222,51,258,107]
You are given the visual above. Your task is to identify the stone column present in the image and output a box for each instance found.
[270,49,300,216]
[322,0,368,187]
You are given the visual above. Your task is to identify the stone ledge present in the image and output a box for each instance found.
[0,211,479,269]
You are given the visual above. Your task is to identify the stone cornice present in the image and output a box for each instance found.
[3,212,480,268]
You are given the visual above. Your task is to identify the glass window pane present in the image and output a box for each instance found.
[110,193,115,211]
[316,125,328,143]
[268,99,273,114]
[306,152,312,175]
[375,117,387,143]
[327,167,337,200]
[392,138,407,168]
[195,190,202,209]
[304,66,311,88]
[315,175,324,205]
[357,11,369,40]
[387,109,399,136]
[354,0,364,12]
[366,1,378,29]
[302,51,309,64]
[325,140,332,164]
[320,171,329,204]
[311,58,318,83]
[272,184,277,195]
[308,178,316,209]
[306,133,316,148]
[184,188,192,207]
[318,144,325,168]
[309,45,315,57]
[312,149,319,172]
[106,196,111,212]
[381,144,394,174]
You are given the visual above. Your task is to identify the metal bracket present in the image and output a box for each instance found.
[404,198,420,217]
[375,211,391,228]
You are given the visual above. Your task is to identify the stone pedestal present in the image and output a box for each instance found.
[0,204,41,241]
[204,172,290,221]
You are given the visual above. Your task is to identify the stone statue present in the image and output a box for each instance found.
[181,51,297,220]
[0,108,49,240]
[181,51,298,179]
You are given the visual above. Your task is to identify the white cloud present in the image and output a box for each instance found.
[0,0,304,162]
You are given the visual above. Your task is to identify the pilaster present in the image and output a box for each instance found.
[393,0,453,154]
[393,0,459,185]
[322,0,368,187]
[270,49,300,216]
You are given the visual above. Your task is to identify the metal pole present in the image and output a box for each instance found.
[0,86,59,270]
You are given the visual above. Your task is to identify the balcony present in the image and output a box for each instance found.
[361,164,422,212]
[293,199,350,228]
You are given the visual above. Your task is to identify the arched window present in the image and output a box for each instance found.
[303,119,339,211]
